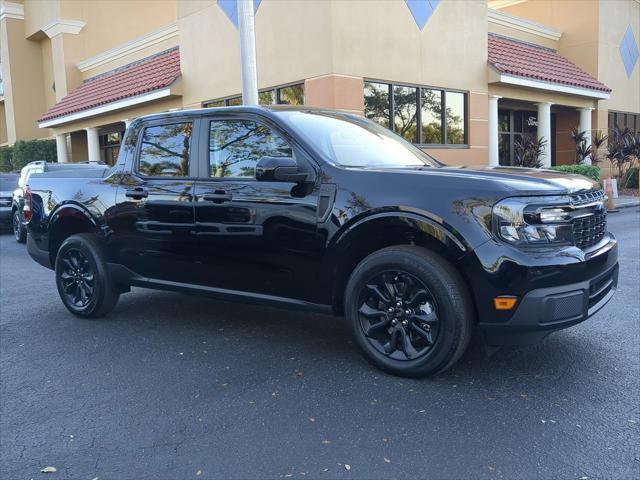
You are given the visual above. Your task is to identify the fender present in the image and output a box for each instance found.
[48,202,101,232]
[330,208,469,255]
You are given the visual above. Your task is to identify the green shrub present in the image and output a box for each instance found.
[551,164,600,182]
[0,146,13,172]
[11,139,57,170]
[621,167,639,189]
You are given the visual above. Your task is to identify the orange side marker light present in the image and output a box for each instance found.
[494,296,517,310]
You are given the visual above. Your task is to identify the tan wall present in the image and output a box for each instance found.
[24,0,58,38]
[555,110,579,166]
[597,0,640,115]
[488,20,558,50]
[0,102,8,145]
[331,0,488,93]
[80,35,179,80]
[305,75,364,114]
[70,130,87,162]
[500,0,600,77]
[0,16,48,143]
[40,37,56,109]
[177,0,334,106]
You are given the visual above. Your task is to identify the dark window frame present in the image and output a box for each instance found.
[364,79,469,148]
[608,110,639,133]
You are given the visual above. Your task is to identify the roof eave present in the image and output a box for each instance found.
[489,69,611,100]
[38,86,179,128]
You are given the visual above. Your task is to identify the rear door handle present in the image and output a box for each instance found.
[125,187,148,199]
[202,192,232,204]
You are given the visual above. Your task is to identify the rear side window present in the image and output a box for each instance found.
[209,120,292,178]
[138,123,192,177]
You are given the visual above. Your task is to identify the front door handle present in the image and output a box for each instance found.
[202,192,232,204]
[125,187,149,199]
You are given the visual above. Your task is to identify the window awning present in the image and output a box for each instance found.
[38,47,181,128]
[488,34,611,99]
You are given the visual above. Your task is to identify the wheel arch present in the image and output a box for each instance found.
[327,211,473,315]
[48,203,101,265]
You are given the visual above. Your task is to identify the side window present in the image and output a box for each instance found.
[138,122,192,177]
[209,119,292,178]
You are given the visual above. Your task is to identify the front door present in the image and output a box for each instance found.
[191,115,328,301]
[112,119,198,283]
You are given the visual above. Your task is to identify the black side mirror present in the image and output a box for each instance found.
[255,156,309,183]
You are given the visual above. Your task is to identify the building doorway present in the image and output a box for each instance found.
[498,109,556,166]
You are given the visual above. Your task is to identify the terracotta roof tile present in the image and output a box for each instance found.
[488,34,611,93]
[39,47,181,123]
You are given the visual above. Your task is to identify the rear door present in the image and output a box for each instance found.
[191,114,330,301]
[112,118,199,283]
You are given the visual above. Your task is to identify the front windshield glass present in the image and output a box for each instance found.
[282,111,439,168]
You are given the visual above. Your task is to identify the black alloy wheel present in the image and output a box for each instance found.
[55,233,120,318]
[346,245,472,378]
[13,210,26,243]
[59,248,95,308]
[358,271,440,361]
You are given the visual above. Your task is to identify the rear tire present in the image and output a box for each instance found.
[55,233,119,318]
[13,210,26,243]
[345,245,473,378]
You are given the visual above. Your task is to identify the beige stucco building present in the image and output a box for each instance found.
[1,0,638,169]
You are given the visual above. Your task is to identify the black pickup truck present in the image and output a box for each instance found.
[24,106,618,377]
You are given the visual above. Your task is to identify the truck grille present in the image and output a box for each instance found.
[569,189,607,250]
[572,210,607,249]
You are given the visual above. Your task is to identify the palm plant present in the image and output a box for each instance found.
[591,130,608,165]
[513,134,546,168]
[569,127,593,164]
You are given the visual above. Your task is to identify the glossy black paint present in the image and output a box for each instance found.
[25,106,618,344]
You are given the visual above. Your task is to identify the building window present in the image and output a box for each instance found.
[364,80,467,146]
[608,110,639,132]
[203,83,305,108]
[99,131,125,166]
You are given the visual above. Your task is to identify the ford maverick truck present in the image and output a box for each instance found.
[24,106,618,377]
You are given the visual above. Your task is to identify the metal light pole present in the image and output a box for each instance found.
[237,0,258,105]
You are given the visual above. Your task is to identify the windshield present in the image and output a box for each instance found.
[281,111,439,169]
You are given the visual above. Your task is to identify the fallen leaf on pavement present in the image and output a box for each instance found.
[196,470,203,476]
[383,457,391,464]
[344,464,351,471]
[322,440,331,444]
[41,466,57,473]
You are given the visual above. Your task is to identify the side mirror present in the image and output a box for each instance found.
[255,156,309,183]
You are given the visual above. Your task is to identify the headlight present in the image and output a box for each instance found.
[492,196,576,246]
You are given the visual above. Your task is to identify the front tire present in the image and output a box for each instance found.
[345,246,473,378]
[13,210,26,243]
[55,233,120,318]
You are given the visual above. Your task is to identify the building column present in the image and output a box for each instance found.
[85,127,101,163]
[578,107,594,165]
[488,95,502,167]
[536,102,553,168]
[55,134,69,163]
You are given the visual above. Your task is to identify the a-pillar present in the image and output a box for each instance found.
[536,102,553,168]
[85,127,101,163]
[488,95,502,167]
[578,107,594,165]
[55,134,69,163]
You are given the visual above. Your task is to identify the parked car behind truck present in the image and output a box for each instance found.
[23,106,618,377]
[0,173,20,229]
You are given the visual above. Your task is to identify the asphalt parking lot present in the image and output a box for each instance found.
[1,208,639,480]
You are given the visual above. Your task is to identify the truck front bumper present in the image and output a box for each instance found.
[465,233,619,345]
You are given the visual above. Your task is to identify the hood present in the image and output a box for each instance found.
[369,165,598,196]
